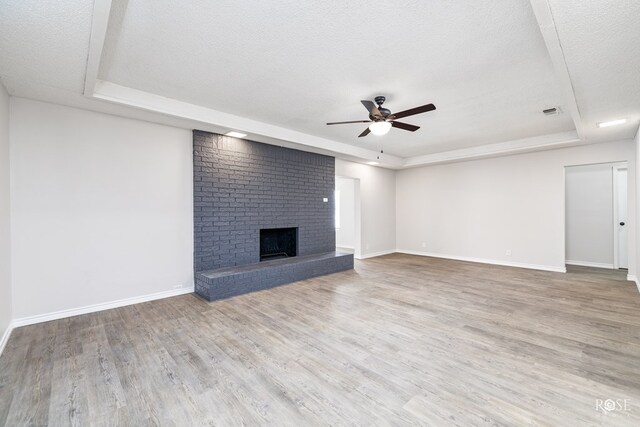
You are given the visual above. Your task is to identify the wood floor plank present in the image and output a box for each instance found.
[3,320,58,426]
[47,322,89,427]
[1,254,640,426]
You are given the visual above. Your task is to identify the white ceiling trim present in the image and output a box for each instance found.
[529,0,584,140]
[91,80,586,170]
[77,0,594,169]
[92,80,404,167]
[83,0,113,96]
[404,131,581,168]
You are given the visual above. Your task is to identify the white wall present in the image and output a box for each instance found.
[396,140,637,274]
[335,176,356,250]
[336,159,396,257]
[565,163,620,267]
[10,98,193,320]
[0,82,11,347]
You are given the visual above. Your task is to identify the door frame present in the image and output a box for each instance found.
[335,175,362,259]
[564,160,628,271]
[613,165,628,269]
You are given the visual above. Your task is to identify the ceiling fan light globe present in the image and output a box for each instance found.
[369,121,392,136]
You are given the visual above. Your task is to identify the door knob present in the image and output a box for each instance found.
[620,222,625,226]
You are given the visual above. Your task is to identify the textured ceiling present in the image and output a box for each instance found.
[548,0,640,142]
[98,0,574,157]
[0,0,637,161]
[0,0,92,93]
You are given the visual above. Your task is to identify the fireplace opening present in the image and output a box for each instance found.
[260,227,298,261]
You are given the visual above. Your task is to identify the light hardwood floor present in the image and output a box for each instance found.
[1,254,640,426]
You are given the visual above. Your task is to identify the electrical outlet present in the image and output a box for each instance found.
[421,242,427,248]
[505,249,512,256]
[323,197,328,202]
[173,284,183,289]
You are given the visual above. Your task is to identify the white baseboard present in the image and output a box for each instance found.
[627,275,640,294]
[566,260,614,269]
[358,249,396,260]
[11,286,194,328]
[0,323,13,358]
[396,249,566,273]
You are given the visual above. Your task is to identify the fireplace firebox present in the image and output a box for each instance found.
[260,227,297,261]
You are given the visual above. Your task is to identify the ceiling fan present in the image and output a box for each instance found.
[327,96,436,137]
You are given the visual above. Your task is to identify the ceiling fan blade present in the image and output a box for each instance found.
[327,120,372,125]
[391,121,420,132]
[361,100,382,117]
[391,103,436,120]
[358,128,371,138]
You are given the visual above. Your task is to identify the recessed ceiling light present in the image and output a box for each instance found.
[367,161,379,166]
[597,119,627,128]
[225,131,247,138]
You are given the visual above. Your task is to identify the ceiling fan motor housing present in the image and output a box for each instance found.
[370,109,391,121]
[372,96,390,119]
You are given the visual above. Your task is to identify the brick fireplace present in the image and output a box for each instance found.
[192,131,353,301]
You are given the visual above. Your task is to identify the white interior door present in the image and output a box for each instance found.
[615,168,628,269]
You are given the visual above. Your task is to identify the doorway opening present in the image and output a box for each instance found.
[565,162,628,270]
[335,176,362,259]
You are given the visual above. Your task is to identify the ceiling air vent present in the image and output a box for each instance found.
[542,107,562,116]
